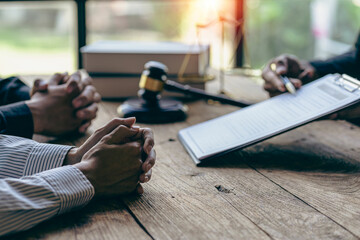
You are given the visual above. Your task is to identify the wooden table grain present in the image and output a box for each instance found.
[9,74,360,240]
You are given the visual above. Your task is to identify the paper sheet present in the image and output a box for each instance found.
[178,74,360,163]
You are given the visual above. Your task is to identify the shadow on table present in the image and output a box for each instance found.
[33,131,91,146]
[201,140,360,174]
[4,198,130,240]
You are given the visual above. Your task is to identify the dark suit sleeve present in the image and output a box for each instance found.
[0,77,33,138]
[0,101,34,139]
[309,50,360,79]
[309,34,360,79]
[0,77,31,106]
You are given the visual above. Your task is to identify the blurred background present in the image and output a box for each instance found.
[0,0,359,76]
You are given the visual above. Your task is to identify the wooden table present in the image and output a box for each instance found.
[10,74,360,240]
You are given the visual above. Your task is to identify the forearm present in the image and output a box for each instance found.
[0,166,94,236]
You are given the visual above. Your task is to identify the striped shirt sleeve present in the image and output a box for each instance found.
[0,134,72,179]
[0,134,95,236]
[0,166,95,236]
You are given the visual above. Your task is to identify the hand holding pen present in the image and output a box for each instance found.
[270,63,297,94]
[262,54,317,97]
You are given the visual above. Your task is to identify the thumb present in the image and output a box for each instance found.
[66,79,81,96]
[94,117,136,140]
[120,117,136,127]
[105,125,140,144]
[289,78,302,89]
[30,79,48,96]
[67,72,84,92]
[275,65,287,75]
[48,73,67,86]
[77,118,137,156]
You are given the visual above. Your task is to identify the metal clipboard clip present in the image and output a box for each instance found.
[333,74,360,93]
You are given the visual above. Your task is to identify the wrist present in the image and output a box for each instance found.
[25,99,44,134]
[63,147,81,165]
[74,161,98,194]
[300,61,317,83]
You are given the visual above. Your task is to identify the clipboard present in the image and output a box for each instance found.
[334,74,360,92]
[178,74,360,165]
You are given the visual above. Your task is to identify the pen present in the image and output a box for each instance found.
[270,63,296,94]
[280,75,296,94]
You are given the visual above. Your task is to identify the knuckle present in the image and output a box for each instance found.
[146,174,152,181]
[85,76,93,84]
[144,128,154,137]
[95,93,102,102]
[109,118,119,125]
[78,95,87,102]
[69,80,78,88]
[88,85,96,92]
[70,75,80,83]
[148,157,155,166]
[128,142,141,154]
[83,85,93,95]
[147,138,155,146]
[81,109,90,116]
[144,127,153,133]
[135,159,142,168]
[117,125,128,132]
[94,126,105,135]
[94,104,99,112]
[135,141,142,148]
[101,135,112,143]
[131,141,142,149]
[112,118,123,125]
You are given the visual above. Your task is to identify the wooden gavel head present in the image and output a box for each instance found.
[118,61,187,123]
[138,61,169,105]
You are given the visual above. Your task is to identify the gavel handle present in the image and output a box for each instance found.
[164,80,251,108]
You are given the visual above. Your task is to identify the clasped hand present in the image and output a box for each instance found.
[26,72,101,136]
[66,117,156,196]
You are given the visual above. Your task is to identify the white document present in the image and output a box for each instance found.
[178,74,360,165]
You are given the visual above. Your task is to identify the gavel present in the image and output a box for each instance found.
[118,61,250,123]
[138,61,250,107]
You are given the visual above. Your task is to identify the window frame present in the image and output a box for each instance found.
[0,0,244,68]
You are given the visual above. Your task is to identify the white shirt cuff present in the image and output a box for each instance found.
[38,165,95,214]
[24,143,73,176]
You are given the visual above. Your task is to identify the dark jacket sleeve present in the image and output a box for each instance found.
[0,102,34,139]
[0,77,31,106]
[309,33,360,79]
[0,77,33,138]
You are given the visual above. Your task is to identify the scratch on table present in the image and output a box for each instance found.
[215,185,235,194]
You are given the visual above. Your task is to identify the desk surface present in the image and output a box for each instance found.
[11,74,360,240]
